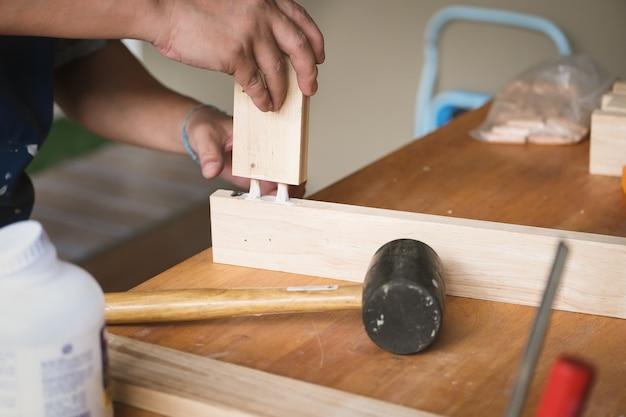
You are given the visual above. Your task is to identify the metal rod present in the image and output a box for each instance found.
[503,241,569,417]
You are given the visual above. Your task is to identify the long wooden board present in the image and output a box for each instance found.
[108,334,439,417]
[210,190,626,319]
[232,64,309,185]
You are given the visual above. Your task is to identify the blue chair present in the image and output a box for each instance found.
[414,5,572,137]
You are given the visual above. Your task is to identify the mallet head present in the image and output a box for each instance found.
[362,239,446,355]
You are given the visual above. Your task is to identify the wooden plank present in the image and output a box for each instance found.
[232,64,309,185]
[210,189,626,319]
[590,110,626,176]
[108,334,439,417]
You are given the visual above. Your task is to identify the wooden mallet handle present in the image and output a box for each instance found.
[105,285,362,324]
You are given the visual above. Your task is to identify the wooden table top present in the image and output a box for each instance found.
[112,107,626,417]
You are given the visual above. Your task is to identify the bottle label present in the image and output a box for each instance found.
[0,326,112,417]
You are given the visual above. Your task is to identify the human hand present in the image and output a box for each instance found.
[152,0,324,112]
[186,106,306,198]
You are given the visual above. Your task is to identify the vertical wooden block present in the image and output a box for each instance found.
[589,110,626,176]
[232,65,309,185]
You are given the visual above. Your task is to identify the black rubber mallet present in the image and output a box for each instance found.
[105,239,446,354]
[361,239,446,354]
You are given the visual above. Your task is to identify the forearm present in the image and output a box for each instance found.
[53,40,303,195]
[0,0,160,42]
[2,0,324,114]
[54,41,195,154]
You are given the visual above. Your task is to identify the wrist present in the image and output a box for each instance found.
[130,0,169,43]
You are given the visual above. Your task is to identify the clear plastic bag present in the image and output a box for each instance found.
[472,55,613,145]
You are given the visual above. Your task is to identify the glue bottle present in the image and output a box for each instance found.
[0,220,112,417]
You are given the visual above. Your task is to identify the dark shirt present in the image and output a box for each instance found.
[0,36,55,227]
[0,37,105,227]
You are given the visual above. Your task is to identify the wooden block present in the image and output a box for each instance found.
[601,93,626,114]
[590,110,626,176]
[232,64,309,185]
[481,125,527,143]
[481,131,526,144]
[491,125,530,137]
[108,334,438,417]
[528,135,572,145]
[613,80,626,95]
[210,190,626,319]
[505,118,545,130]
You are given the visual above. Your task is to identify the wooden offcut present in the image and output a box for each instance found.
[613,80,626,95]
[108,334,439,417]
[210,190,626,319]
[601,93,626,114]
[232,64,309,185]
[589,110,626,176]
[590,81,626,176]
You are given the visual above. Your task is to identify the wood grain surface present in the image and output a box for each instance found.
[109,334,439,417]
[232,64,309,185]
[111,107,626,417]
[210,190,626,318]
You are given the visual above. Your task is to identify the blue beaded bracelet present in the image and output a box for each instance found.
[181,104,212,163]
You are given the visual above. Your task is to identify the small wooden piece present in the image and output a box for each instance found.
[601,93,626,114]
[105,286,361,324]
[528,135,573,145]
[589,110,626,176]
[613,80,626,95]
[481,117,587,145]
[232,64,309,185]
[210,190,626,319]
[108,334,440,417]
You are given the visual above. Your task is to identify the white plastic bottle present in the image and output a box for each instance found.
[0,220,112,417]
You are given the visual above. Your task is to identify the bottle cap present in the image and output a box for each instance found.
[0,220,56,276]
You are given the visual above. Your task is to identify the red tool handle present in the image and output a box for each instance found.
[535,356,594,417]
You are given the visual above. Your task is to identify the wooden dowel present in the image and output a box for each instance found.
[105,285,363,324]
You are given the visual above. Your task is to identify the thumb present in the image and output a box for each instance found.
[193,135,225,179]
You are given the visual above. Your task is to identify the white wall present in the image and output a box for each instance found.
[138,0,626,194]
